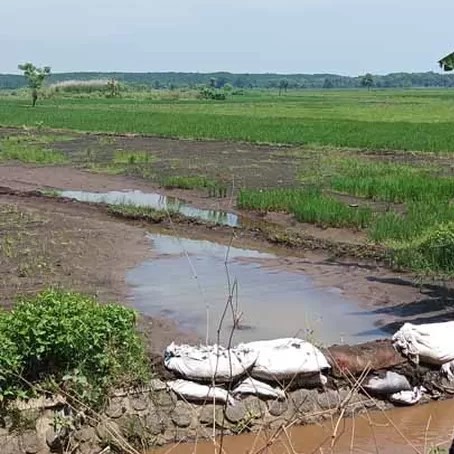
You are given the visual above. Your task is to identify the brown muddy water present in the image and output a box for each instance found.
[127,233,385,345]
[151,398,454,454]
[60,189,240,227]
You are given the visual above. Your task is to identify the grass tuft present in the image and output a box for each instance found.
[238,188,372,228]
[0,136,67,164]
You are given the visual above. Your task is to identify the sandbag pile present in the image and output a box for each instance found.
[164,338,330,404]
[392,321,454,379]
[362,370,424,406]
[163,321,454,407]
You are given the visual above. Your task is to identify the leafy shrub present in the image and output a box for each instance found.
[393,222,454,274]
[0,289,149,405]
[198,87,226,100]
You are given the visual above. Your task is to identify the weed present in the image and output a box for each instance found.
[392,222,454,275]
[369,201,454,243]
[0,136,67,164]
[330,158,454,203]
[238,188,372,228]
[0,289,150,407]
[107,204,170,223]
[161,175,212,190]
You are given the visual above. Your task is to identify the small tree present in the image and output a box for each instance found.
[18,62,51,107]
[361,73,374,90]
[439,52,454,71]
[279,79,289,95]
[106,78,120,97]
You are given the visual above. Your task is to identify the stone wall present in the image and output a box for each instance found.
[1,339,452,453]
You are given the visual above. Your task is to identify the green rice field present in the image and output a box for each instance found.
[1,89,454,152]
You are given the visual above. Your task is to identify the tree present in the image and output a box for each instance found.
[18,62,51,107]
[106,78,120,97]
[323,78,334,89]
[279,79,289,95]
[439,52,454,72]
[361,73,374,90]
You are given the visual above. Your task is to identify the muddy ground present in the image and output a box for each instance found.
[1,129,454,351]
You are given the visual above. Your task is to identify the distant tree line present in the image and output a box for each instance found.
[1,71,454,91]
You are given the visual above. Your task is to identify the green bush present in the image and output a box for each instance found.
[0,289,149,405]
[393,222,454,274]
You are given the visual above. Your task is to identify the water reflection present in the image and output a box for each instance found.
[60,190,240,227]
[127,233,386,345]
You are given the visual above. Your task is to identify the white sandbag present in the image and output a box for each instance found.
[363,371,411,395]
[164,343,257,383]
[389,387,422,406]
[238,338,330,380]
[232,377,286,400]
[167,379,234,405]
[392,322,454,366]
[441,359,454,380]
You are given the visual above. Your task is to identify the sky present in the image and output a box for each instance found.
[1,0,452,75]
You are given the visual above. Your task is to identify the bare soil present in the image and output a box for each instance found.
[0,191,197,355]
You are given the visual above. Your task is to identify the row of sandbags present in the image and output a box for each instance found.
[164,338,331,383]
[164,322,454,406]
[164,337,330,404]
[167,377,286,405]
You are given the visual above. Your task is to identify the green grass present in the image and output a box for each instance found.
[83,149,154,178]
[330,158,454,203]
[161,175,213,190]
[393,222,454,274]
[238,188,372,228]
[369,201,454,242]
[107,203,171,223]
[160,175,228,197]
[1,89,454,151]
[0,135,68,164]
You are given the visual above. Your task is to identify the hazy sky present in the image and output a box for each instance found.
[1,0,452,75]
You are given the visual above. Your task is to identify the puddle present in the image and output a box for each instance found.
[127,233,385,345]
[59,190,240,227]
[151,397,454,454]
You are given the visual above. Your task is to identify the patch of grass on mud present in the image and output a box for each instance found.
[0,205,51,278]
[238,187,372,228]
[369,201,454,243]
[82,148,154,178]
[0,289,149,407]
[161,175,212,190]
[392,222,454,276]
[161,175,228,197]
[107,203,171,223]
[0,135,68,164]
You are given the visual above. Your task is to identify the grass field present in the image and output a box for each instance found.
[1,89,454,151]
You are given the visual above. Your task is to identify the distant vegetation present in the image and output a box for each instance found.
[1,70,454,90]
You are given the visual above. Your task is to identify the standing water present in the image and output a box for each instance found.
[151,398,454,454]
[60,190,240,227]
[127,233,385,345]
